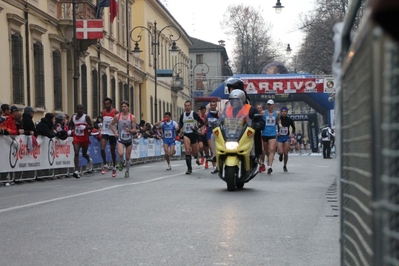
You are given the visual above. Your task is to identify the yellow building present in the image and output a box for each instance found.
[0,0,192,123]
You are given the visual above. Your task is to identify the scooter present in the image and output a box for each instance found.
[212,115,259,191]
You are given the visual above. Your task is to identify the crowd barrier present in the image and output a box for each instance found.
[0,135,183,184]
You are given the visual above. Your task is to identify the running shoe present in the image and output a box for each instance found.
[86,158,93,172]
[259,164,266,173]
[186,169,192,175]
[279,154,283,162]
[205,161,209,169]
[196,158,201,165]
[124,171,129,178]
[166,165,172,170]
[267,168,273,175]
[200,157,205,165]
[112,167,117,178]
[211,169,219,174]
[118,162,124,171]
[101,164,109,175]
[283,166,288,172]
[72,170,81,179]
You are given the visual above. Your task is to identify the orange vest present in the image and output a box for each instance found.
[225,104,251,119]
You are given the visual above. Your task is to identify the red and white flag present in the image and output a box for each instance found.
[76,20,104,40]
[110,0,118,23]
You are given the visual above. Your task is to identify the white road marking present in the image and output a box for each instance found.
[0,171,188,214]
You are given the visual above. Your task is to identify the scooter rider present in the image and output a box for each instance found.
[225,78,263,162]
[224,89,265,157]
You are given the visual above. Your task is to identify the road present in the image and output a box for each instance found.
[0,155,339,266]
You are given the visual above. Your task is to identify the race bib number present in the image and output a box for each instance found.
[266,116,276,126]
[75,125,85,136]
[164,129,172,138]
[184,122,195,133]
[279,127,289,135]
[104,120,111,129]
[121,131,131,140]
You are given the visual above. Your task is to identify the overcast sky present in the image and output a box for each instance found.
[162,0,315,58]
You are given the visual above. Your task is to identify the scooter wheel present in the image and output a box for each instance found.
[225,166,237,191]
[236,183,244,189]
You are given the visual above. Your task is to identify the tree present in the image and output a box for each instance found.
[221,4,279,74]
[295,0,365,74]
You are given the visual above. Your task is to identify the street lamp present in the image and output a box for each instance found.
[172,60,209,100]
[272,0,284,14]
[286,44,292,54]
[130,21,181,122]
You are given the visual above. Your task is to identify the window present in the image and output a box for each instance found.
[159,100,161,122]
[121,1,125,45]
[150,96,153,124]
[124,83,128,102]
[129,86,134,114]
[163,101,165,116]
[81,64,88,108]
[102,73,107,101]
[92,69,99,116]
[111,77,116,102]
[11,32,24,105]
[53,50,62,110]
[196,54,203,64]
[34,42,45,108]
[118,81,123,102]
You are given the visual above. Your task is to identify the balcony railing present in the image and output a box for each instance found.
[57,0,97,20]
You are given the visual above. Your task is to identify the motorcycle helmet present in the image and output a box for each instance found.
[229,89,246,105]
[225,78,244,91]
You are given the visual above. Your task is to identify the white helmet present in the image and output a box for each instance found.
[229,89,246,105]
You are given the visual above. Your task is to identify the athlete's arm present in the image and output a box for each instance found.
[68,115,75,131]
[110,116,119,137]
[193,112,205,128]
[130,115,137,133]
[85,115,93,130]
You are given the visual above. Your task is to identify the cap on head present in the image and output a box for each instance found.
[24,106,36,113]
[280,106,288,111]
[10,105,22,113]
[225,78,244,91]
[267,99,274,105]
[56,114,65,121]
[229,89,246,105]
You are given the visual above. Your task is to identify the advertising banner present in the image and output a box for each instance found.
[241,77,325,94]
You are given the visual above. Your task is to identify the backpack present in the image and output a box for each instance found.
[321,128,328,138]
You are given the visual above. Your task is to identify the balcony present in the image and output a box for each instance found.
[57,0,97,20]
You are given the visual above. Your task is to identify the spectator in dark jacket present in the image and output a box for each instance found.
[22,106,38,137]
[36,113,58,138]
[54,113,68,140]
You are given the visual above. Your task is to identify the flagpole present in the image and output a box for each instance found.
[73,0,79,108]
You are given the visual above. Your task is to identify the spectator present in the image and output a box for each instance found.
[139,120,146,133]
[2,105,24,135]
[1,104,10,117]
[93,115,103,130]
[37,113,59,139]
[23,106,38,137]
[0,115,8,135]
[142,123,153,138]
[152,126,162,140]
[54,113,68,140]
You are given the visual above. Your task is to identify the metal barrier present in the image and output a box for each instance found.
[339,0,399,265]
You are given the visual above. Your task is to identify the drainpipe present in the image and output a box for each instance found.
[126,1,130,107]
[24,3,31,106]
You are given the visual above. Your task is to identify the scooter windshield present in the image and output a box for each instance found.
[222,117,246,140]
[219,100,249,140]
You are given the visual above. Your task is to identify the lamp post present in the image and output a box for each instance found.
[130,21,181,122]
[72,0,80,109]
[272,0,284,14]
[172,60,209,100]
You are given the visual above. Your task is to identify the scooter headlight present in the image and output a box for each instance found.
[225,141,239,150]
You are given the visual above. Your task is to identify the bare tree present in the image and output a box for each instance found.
[295,0,365,74]
[221,4,278,74]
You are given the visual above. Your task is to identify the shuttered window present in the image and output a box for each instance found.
[53,50,62,110]
[12,33,24,104]
[92,69,98,116]
[81,64,87,108]
[34,42,45,108]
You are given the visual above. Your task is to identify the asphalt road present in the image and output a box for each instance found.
[0,154,340,266]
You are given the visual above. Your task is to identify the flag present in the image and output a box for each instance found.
[76,20,104,40]
[110,0,118,23]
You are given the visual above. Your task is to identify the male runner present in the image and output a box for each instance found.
[178,100,205,174]
[110,101,136,178]
[68,104,93,178]
[100,97,119,177]
[154,112,179,170]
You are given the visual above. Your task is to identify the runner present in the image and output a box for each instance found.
[178,100,205,174]
[205,100,221,174]
[68,104,93,179]
[260,99,279,174]
[110,101,136,178]
[277,106,295,172]
[100,97,119,177]
[197,105,209,168]
[154,111,179,170]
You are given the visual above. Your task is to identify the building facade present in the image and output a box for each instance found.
[0,0,192,123]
